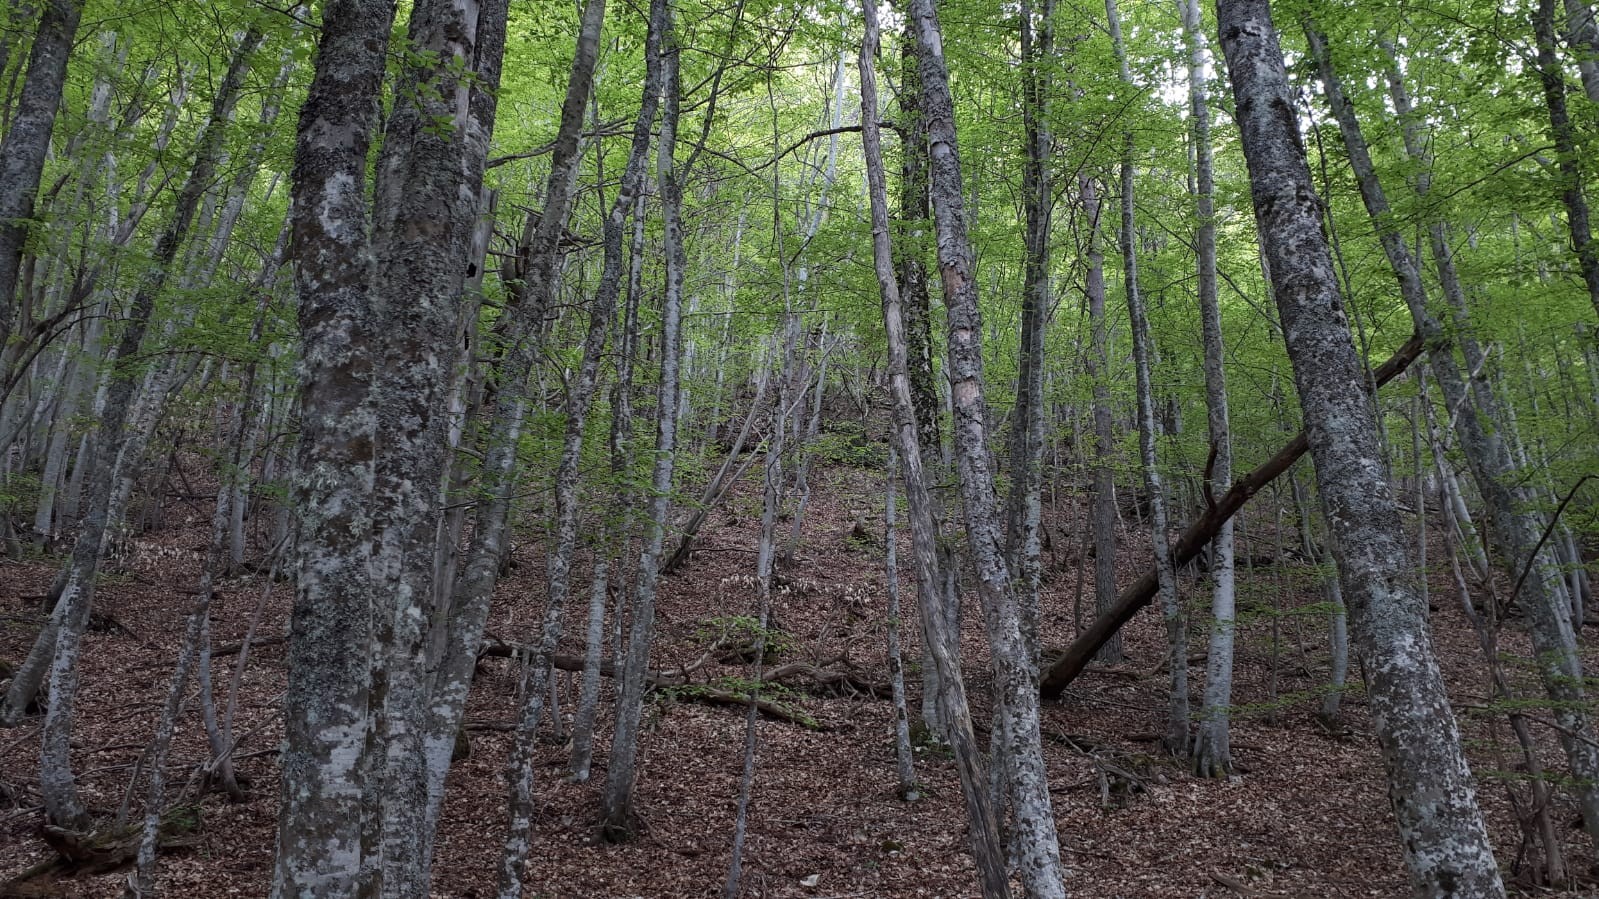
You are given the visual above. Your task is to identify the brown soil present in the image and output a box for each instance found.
[0,462,1592,897]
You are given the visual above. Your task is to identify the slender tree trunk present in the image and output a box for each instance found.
[1216,2,1503,894]
[908,0,1067,892]
[884,446,918,800]
[127,457,236,897]
[1083,176,1120,665]
[37,25,264,832]
[1187,0,1238,778]
[860,8,1008,893]
[599,0,681,843]
[1534,0,1599,321]
[1107,0,1186,757]
[500,0,676,885]
[420,0,622,872]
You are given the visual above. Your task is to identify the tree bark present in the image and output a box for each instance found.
[1306,15,1599,847]
[37,25,264,832]
[598,0,680,845]
[1107,0,1187,758]
[907,0,1068,892]
[859,6,1008,893]
[1534,0,1599,321]
[1216,2,1503,894]
[0,0,82,353]
[272,2,394,893]
[1186,0,1239,779]
[1083,175,1121,665]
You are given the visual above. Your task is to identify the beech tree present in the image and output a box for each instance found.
[1216,0,1502,893]
[5,0,1599,894]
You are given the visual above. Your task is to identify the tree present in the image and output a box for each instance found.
[1215,1,1504,893]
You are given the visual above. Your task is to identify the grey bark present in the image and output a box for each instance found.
[1216,2,1504,894]
[599,0,679,842]
[1534,0,1599,321]
[1083,175,1120,665]
[0,0,81,353]
[908,0,1067,892]
[884,446,918,800]
[1107,0,1186,758]
[272,0,394,892]
[1187,0,1239,779]
[38,25,264,831]
[362,0,510,892]
[1307,17,1599,845]
[499,0,670,886]
[859,7,1009,892]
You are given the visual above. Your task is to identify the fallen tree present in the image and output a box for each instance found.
[1040,332,1424,698]
[477,639,888,728]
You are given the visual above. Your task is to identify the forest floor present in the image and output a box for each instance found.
[0,454,1595,897]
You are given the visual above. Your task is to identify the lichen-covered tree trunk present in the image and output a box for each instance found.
[272,2,394,893]
[908,0,1067,893]
[1216,2,1503,894]
[994,0,1055,821]
[858,9,1007,893]
[1187,0,1238,778]
[0,0,82,351]
[363,0,510,892]
[1306,16,1599,848]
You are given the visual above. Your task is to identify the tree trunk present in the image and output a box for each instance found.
[908,0,1067,892]
[360,0,510,891]
[1083,175,1121,666]
[1216,2,1503,894]
[1534,0,1599,321]
[0,0,82,353]
[1107,0,1186,758]
[272,1,394,892]
[499,0,671,884]
[1187,0,1238,778]
[38,25,264,832]
[884,446,918,800]
[598,0,680,844]
[1307,16,1599,846]
[859,8,1008,893]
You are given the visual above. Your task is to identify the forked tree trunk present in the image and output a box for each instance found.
[907,0,1067,892]
[363,0,510,891]
[599,0,680,843]
[859,7,1008,894]
[1216,2,1503,894]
